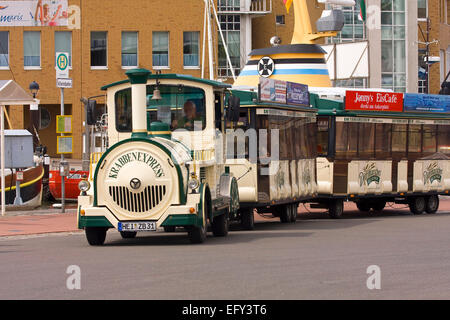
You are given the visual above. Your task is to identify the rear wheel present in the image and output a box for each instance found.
[356,200,371,212]
[279,205,291,223]
[120,231,137,239]
[425,195,439,214]
[85,227,107,246]
[372,200,386,212]
[240,208,255,230]
[409,197,426,215]
[211,213,229,237]
[329,200,344,219]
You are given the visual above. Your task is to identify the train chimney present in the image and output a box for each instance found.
[125,68,151,138]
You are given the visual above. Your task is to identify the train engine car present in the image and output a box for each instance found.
[78,69,239,245]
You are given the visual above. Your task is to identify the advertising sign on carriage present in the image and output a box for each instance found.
[404,93,450,113]
[286,81,309,107]
[259,78,286,104]
[345,90,404,112]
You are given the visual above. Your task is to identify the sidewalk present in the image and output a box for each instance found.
[0,198,448,238]
[0,206,80,238]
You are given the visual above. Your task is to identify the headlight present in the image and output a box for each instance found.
[78,180,91,192]
[188,178,199,190]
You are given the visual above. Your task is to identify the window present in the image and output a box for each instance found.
[147,85,206,131]
[183,32,199,68]
[218,14,240,78]
[152,32,169,68]
[122,32,138,68]
[381,0,406,92]
[418,0,427,19]
[0,31,9,68]
[276,15,285,25]
[91,32,107,68]
[24,31,41,68]
[55,31,72,67]
[115,88,132,132]
[39,107,51,130]
[408,124,422,154]
[317,117,329,156]
[438,125,450,154]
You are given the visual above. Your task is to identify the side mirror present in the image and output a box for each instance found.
[227,95,240,123]
[86,100,97,125]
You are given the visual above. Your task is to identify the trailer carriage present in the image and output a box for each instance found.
[311,90,450,218]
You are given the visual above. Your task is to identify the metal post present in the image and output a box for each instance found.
[61,88,65,214]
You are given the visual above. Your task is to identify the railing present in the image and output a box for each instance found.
[89,152,104,180]
[217,0,272,14]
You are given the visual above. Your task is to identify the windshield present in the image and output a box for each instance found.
[147,85,206,131]
[114,85,206,132]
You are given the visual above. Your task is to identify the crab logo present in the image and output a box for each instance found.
[258,56,275,78]
[130,178,142,190]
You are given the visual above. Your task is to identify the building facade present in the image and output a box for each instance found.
[0,0,275,163]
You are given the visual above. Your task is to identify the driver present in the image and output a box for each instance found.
[172,101,203,130]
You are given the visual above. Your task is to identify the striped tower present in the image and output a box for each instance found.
[234,0,336,88]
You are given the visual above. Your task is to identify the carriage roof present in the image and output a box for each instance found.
[101,73,232,91]
[310,93,450,119]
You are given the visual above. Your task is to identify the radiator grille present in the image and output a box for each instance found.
[109,185,167,213]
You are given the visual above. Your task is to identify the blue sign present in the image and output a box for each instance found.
[286,81,309,106]
[404,93,450,113]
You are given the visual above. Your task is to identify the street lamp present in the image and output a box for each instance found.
[29,81,40,99]
[28,81,40,150]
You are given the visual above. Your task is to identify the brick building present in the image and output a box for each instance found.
[1,0,293,164]
[418,0,450,94]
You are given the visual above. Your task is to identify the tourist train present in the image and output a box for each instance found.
[77,0,449,245]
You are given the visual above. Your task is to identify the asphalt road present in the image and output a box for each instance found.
[1,201,450,300]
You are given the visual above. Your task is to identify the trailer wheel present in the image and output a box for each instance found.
[240,208,255,230]
[85,227,107,246]
[120,231,137,239]
[356,200,371,212]
[409,197,426,215]
[425,195,439,214]
[212,213,229,237]
[279,205,291,223]
[329,200,344,219]
[372,200,386,212]
[290,203,298,223]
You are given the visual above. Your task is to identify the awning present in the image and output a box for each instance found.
[0,80,36,216]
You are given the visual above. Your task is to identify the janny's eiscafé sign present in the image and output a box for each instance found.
[0,0,68,27]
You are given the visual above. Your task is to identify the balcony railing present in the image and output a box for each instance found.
[218,0,272,14]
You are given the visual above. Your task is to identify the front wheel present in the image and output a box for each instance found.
[425,195,439,214]
[85,227,107,246]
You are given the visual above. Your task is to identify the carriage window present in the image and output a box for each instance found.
[392,124,407,155]
[147,85,206,131]
[359,123,375,158]
[375,123,392,159]
[422,125,437,155]
[317,117,329,156]
[408,124,422,154]
[335,122,357,159]
[115,88,132,132]
[437,125,450,154]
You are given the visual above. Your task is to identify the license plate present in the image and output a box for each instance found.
[118,221,157,232]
